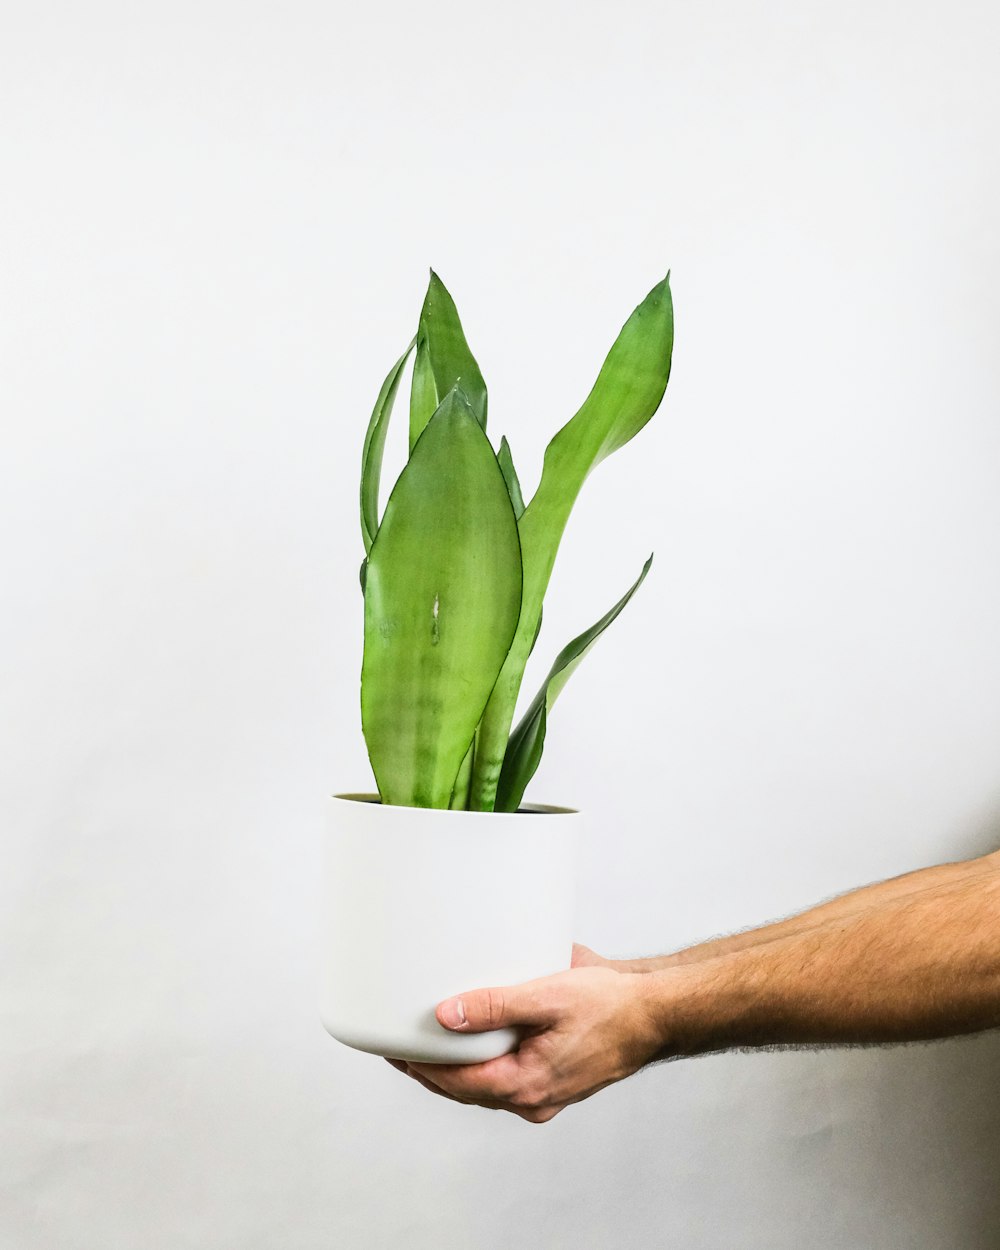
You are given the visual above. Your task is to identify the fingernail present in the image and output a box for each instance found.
[440,997,467,1029]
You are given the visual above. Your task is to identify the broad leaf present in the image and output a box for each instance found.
[470,275,673,810]
[360,341,415,556]
[494,554,653,812]
[362,388,522,808]
[409,271,487,451]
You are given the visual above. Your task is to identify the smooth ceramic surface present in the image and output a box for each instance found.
[320,793,581,1064]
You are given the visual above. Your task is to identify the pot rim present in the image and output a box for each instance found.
[331,791,578,816]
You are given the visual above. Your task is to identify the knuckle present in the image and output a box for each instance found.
[512,1082,545,1111]
[484,989,505,1030]
[519,1105,558,1125]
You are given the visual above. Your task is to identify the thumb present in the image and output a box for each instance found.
[436,981,557,1033]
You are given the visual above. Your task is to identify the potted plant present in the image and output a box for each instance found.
[321,271,674,1063]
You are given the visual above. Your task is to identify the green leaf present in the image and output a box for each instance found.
[361,341,415,556]
[499,437,540,653]
[409,338,437,450]
[470,274,673,810]
[449,737,475,809]
[362,388,522,808]
[409,271,487,452]
[494,554,653,813]
[497,436,526,520]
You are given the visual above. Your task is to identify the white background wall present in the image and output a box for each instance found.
[3,1,1000,1246]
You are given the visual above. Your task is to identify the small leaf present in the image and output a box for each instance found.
[497,436,526,520]
[362,388,522,808]
[408,339,437,451]
[359,557,367,594]
[528,605,543,658]
[494,555,653,813]
[470,275,673,810]
[361,341,415,555]
[449,737,475,809]
[409,271,487,451]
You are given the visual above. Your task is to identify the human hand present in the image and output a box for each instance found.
[385,962,664,1123]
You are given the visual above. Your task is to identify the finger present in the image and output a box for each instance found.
[404,1066,469,1103]
[407,1051,521,1103]
[404,1064,505,1110]
[409,1056,566,1122]
[436,979,562,1034]
[383,1056,469,1103]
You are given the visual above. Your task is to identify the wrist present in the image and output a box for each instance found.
[640,956,764,1058]
[613,956,660,974]
[612,952,689,974]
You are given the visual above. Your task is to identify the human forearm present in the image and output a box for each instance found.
[620,852,998,973]
[398,854,1000,1122]
[642,860,1000,1055]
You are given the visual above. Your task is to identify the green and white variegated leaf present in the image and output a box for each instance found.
[494,554,653,813]
[362,388,522,808]
[470,275,673,810]
[409,271,487,452]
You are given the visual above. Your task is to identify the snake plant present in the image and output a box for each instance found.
[359,271,673,811]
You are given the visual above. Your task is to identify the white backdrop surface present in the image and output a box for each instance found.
[3,2,1000,1247]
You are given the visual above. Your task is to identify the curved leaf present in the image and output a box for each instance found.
[449,739,475,809]
[494,554,653,812]
[470,275,673,810]
[409,271,487,451]
[497,436,526,519]
[361,341,415,556]
[362,388,522,808]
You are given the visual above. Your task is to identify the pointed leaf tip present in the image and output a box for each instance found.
[496,435,526,520]
[409,272,488,451]
[360,340,416,555]
[494,553,654,811]
[440,383,474,411]
[471,273,672,810]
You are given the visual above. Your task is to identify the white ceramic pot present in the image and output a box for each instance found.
[320,792,581,1064]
